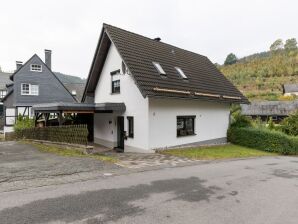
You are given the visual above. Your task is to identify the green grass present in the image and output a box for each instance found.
[24,141,118,163]
[160,144,278,160]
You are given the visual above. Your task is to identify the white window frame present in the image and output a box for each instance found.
[153,62,166,75]
[30,64,42,72]
[21,83,39,96]
[0,90,7,98]
[175,67,188,79]
[31,85,39,95]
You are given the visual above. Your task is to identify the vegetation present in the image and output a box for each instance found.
[280,111,298,136]
[220,38,298,101]
[228,127,298,155]
[26,141,117,163]
[160,144,276,160]
[224,53,238,65]
[14,115,34,133]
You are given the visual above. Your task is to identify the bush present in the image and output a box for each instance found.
[230,112,252,128]
[14,115,34,135]
[228,127,298,155]
[280,111,298,136]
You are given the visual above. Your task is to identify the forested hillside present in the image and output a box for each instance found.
[220,38,298,101]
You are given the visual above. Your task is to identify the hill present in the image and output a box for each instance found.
[220,49,298,101]
[54,72,86,84]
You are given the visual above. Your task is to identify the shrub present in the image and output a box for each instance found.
[230,112,252,128]
[267,117,275,130]
[280,111,298,136]
[14,115,34,134]
[228,127,298,155]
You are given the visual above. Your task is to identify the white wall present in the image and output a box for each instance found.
[94,43,149,151]
[148,98,230,150]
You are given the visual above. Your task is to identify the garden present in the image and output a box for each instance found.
[228,105,298,155]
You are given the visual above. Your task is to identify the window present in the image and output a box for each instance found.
[111,70,121,94]
[175,67,188,79]
[21,83,30,95]
[177,116,195,137]
[0,90,7,98]
[21,83,39,96]
[153,62,166,75]
[31,85,39,95]
[30,64,42,72]
[112,80,120,93]
[127,116,134,138]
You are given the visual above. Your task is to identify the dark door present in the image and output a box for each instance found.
[117,116,125,152]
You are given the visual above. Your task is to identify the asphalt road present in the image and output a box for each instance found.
[1,155,298,224]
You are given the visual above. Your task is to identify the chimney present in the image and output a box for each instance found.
[153,37,161,42]
[16,61,23,70]
[45,49,52,70]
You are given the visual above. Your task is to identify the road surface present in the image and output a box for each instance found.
[1,155,298,223]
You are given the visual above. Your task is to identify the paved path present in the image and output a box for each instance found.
[0,141,120,192]
[1,155,298,224]
[112,152,195,169]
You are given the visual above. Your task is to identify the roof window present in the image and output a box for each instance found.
[153,62,166,75]
[175,67,187,79]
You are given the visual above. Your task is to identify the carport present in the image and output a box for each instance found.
[32,102,126,142]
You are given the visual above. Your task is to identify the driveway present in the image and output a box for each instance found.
[0,141,120,192]
[1,155,298,223]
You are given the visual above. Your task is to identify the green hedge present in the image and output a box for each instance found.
[228,127,298,155]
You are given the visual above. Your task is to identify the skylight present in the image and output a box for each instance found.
[175,67,187,79]
[153,62,166,75]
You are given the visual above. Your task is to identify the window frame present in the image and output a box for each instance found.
[175,67,188,79]
[0,90,7,98]
[127,116,134,138]
[153,62,166,75]
[112,79,120,94]
[21,83,39,96]
[30,64,42,72]
[176,116,196,137]
[21,83,30,95]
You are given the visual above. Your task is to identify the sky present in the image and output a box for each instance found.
[0,0,297,78]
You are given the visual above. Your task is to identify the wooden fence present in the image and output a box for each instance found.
[15,124,89,145]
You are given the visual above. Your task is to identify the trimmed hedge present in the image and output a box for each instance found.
[228,127,298,155]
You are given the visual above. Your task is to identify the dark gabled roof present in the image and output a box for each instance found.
[282,84,298,94]
[0,71,13,90]
[241,101,298,116]
[83,23,248,104]
[63,83,85,102]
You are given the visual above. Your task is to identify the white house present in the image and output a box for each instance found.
[34,24,248,152]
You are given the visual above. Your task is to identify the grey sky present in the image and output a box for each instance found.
[0,0,297,78]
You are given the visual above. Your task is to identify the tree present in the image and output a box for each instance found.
[224,53,237,65]
[284,38,297,51]
[270,39,284,51]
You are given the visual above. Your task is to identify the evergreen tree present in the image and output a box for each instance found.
[224,53,237,65]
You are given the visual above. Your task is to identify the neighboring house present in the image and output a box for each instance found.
[241,101,298,122]
[63,83,85,102]
[2,50,77,133]
[0,71,13,116]
[33,24,248,152]
[282,84,298,96]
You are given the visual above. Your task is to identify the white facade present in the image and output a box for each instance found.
[94,43,149,152]
[148,98,230,149]
[93,42,231,152]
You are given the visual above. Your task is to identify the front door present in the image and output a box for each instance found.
[117,116,125,152]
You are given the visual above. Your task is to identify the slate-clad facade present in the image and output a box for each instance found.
[2,51,76,132]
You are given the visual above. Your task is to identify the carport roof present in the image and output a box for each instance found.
[32,102,126,113]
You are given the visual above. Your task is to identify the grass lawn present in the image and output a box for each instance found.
[160,144,278,160]
[25,141,118,163]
